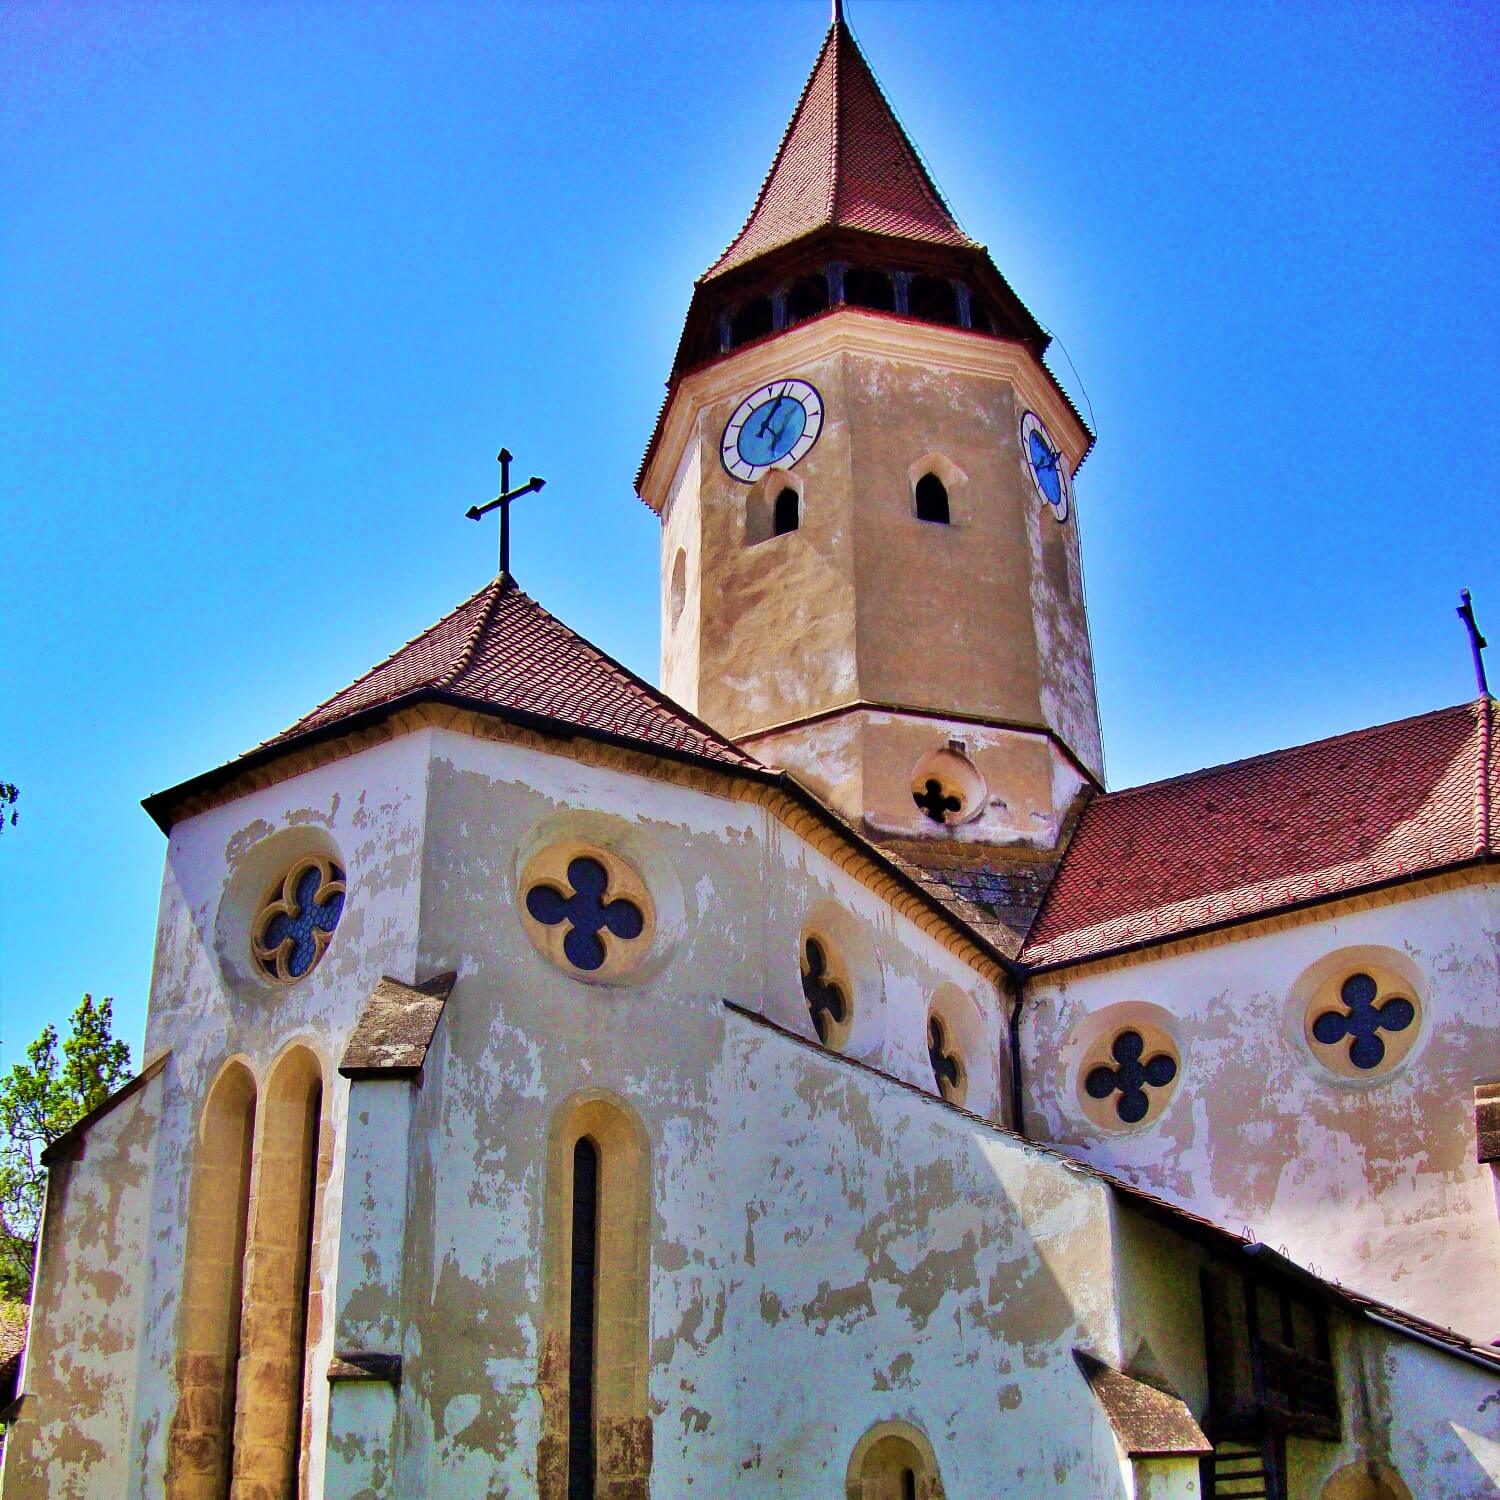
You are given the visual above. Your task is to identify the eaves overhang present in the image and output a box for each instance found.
[637,302,1094,511]
[140,689,1019,982]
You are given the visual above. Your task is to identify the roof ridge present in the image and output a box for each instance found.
[437,573,505,689]
[701,22,837,285]
[1476,693,1493,856]
[840,15,965,237]
[826,19,842,225]
[1095,698,1484,805]
[497,586,759,763]
[259,579,495,749]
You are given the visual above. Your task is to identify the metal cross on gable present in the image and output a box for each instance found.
[466,447,546,581]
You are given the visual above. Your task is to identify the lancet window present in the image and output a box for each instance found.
[914,473,950,524]
[541,1095,652,1500]
[773,487,800,535]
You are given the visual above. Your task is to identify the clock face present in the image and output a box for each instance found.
[1019,410,1072,523]
[721,378,823,482]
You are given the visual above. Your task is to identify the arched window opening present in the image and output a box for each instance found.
[730,295,773,348]
[540,1095,652,1500]
[847,1422,945,1500]
[909,275,960,327]
[915,472,950,524]
[166,1063,257,1500]
[844,265,895,312]
[569,1137,600,1500]
[787,272,830,325]
[968,300,995,335]
[231,1047,325,1498]
[773,487,799,536]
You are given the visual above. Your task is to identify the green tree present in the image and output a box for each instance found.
[0,995,131,1300]
[0,782,16,833]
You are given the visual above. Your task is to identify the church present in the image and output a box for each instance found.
[3,11,1496,1500]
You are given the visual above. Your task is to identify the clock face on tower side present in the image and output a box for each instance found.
[1019,410,1072,523]
[721,378,823,482]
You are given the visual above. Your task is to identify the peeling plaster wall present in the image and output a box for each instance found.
[358,727,1124,1494]
[107,732,431,1496]
[0,1070,164,1498]
[27,716,1496,1497]
[1023,879,1500,1341]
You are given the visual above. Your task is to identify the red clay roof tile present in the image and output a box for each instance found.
[703,20,976,281]
[263,576,760,771]
[1022,699,1495,967]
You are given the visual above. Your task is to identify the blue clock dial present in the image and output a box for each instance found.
[1019,409,1072,523]
[1027,429,1062,506]
[737,395,807,468]
[722,378,823,482]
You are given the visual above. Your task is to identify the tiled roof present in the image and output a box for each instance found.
[703,19,976,281]
[262,576,760,771]
[879,839,1061,960]
[1023,699,1496,968]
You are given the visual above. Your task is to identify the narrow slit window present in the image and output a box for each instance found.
[773,487,799,536]
[915,473,949,524]
[569,1136,600,1500]
[902,1470,917,1500]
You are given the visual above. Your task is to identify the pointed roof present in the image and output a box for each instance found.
[703,19,978,281]
[261,576,759,769]
[143,577,762,829]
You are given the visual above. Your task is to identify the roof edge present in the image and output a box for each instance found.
[141,691,1015,979]
[41,1052,170,1167]
[1021,855,1493,974]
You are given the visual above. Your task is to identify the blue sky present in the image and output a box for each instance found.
[4,0,1497,1065]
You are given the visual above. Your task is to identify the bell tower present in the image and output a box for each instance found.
[637,16,1102,854]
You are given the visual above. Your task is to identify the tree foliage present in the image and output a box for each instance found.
[0,995,132,1300]
[0,782,16,833]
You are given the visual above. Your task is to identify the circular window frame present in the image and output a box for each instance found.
[215,826,349,999]
[910,745,987,827]
[799,927,856,1052]
[250,853,347,985]
[518,841,657,986]
[1069,1002,1183,1134]
[1288,948,1426,1088]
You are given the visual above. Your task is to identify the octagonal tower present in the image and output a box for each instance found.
[637,17,1102,854]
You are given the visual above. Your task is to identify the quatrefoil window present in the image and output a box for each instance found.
[914,779,962,824]
[1303,966,1421,1079]
[801,937,851,1048]
[252,856,346,983]
[1312,973,1415,1069]
[525,856,646,974]
[1084,1030,1178,1126]
[927,1014,965,1104]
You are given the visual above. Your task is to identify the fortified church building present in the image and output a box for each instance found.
[5,13,1497,1500]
